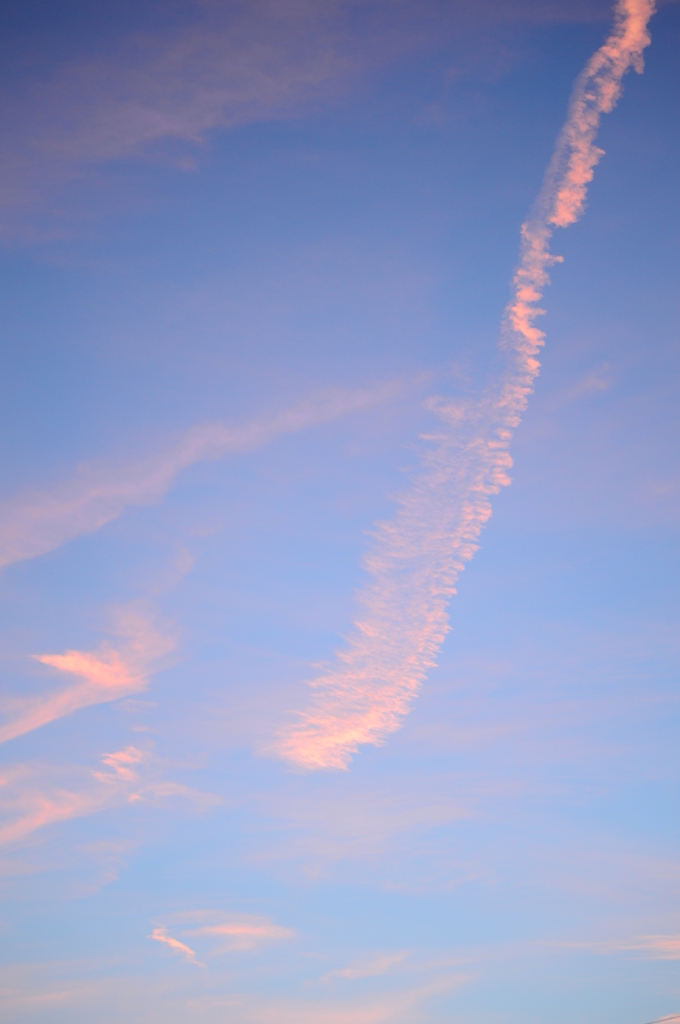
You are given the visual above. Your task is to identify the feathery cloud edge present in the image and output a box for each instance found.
[277,0,656,770]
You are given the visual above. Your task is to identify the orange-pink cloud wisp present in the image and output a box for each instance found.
[277,0,656,771]
[0,612,173,746]
[0,787,100,848]
[0,747,148,848]
[149,927,204,967]
[0,383,402,572]
[185,916,295,953]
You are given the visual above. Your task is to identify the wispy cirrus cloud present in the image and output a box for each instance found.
[277,0,656,770]
[149,927,205,968]
[574,934,680,959]
[167,909,294,954]
[93,746,149,785]
[0,964,471,1024]
[231,973,470,1024]
[549,363,614,408]
[0,750,138,848]
[0,3,362,225]
[323,951,412,982]
[0,782,101,849]
[275,393,512,771]
[251,783,468,874]
[0,0,620,233]
[146,913,294,966]
[0,382,402,573]
[0,746,220,851]
[0,608,173,746]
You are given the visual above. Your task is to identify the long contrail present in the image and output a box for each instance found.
[278,0,656,771]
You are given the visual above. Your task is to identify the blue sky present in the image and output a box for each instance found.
[0,1,679,1021]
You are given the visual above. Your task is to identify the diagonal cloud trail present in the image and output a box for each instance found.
[149,927,205,968]
[278,0,656,771]
[0,381,403,572]
[0,609,173,746]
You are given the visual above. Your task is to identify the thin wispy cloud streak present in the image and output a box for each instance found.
[0,0,619,233]
[0,610,173,746]
[278,0,656,770]
[0,782,101,848]
[158,911,296,956]
[149,927,205,968]
[572,934,680,959]
[0,382,401,572]
[323,951,412,982]
[185,918,295,953]
[0,747,141,848]
[0,745,219,851]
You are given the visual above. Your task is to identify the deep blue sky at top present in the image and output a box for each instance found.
[3,1,677,483]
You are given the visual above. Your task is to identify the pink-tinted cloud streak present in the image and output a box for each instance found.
[185,916,295,953]
[149,927,204,967]
[150,911,294,962]
[0,611,173,746]
[0,0,622,228]
[0,747,143,848]
[0,786,100,848]
[323,951,411,981]
[0,745,219,852]
[278,0,656,770]
[582,934,680,959]
[0,382,402,572]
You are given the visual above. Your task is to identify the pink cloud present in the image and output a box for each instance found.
[185,917,295,953]
[231,973,470,1024]
[594,935,680,960]
[0,749,140,848]
[0,788,100,849]
[0,0,622,228]
[552,364,613,406]
[0,652,140,748]
[95,746,148,784]
[0,611,173,746]
[277,0,656,771]
[323,951,412,981]
[276,399,513,770]
[622,935,680,960]
[0,382,402,572]
[129,781,222,810]
[0,745,219,852]
[547,0,655,229]
[0,968,471,1024]
[161,911,295,955]
[149,927,204,967]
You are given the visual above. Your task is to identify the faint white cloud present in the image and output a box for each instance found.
[323,951,412,981]
[0,965,471,1024]
[0,4,360,222]
[130,781,222,810]
[256,787,468,866]
[229,973,470,1024]
[0,0,620,238]
[0,382,403,572]
[571,934,680,960]
[554,363,614,407]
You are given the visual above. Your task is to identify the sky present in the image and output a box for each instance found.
[0,0,679,1021]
